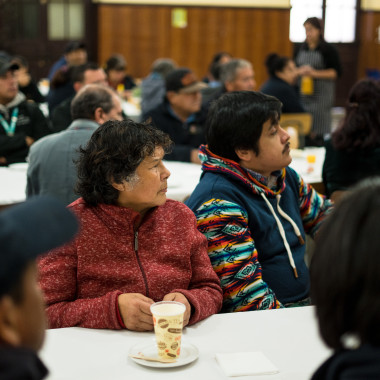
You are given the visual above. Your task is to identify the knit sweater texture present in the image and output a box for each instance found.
[186,145,332,312]
[38,198,223,329]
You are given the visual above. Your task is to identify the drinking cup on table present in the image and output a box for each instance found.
[306,154,316,173]
[150,301,186,359]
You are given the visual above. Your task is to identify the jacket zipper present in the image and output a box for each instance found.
[134,230,150,297]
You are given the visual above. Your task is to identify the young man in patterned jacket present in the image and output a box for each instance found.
[186,91,332,312]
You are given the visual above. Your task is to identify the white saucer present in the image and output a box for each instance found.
[129,339,198,368]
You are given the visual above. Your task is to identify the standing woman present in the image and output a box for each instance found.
[295,17,342,146]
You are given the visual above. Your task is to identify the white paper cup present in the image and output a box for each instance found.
[150,301,186,359]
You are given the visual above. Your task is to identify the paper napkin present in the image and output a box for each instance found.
[215,351,279,377]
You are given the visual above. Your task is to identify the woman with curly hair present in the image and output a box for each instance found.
[38,119,222,331]
[322,78,380,201]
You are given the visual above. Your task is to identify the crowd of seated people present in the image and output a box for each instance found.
[2,26,380,379]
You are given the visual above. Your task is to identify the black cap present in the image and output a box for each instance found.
[64,41,86,54]
[165,68,207,94]
[0,196,79,296]
[0,55,19,76]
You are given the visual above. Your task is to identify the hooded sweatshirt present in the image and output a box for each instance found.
[311,344,380,380]
[186,145,332,312]
[0,92,51,164]
[0,346,48,380]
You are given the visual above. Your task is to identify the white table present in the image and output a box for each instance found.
[39,306,331,380]
[0,161,202,206]
[0,148,326,207]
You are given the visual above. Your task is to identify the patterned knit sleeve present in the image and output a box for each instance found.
[194,198,282,312]
[296,171,333,237]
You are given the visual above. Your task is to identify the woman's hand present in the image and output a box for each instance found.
[163,292,191,327]
[117,293,154,331]
[298,65,313,76]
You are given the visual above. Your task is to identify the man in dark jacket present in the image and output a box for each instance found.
[144,68,207,163]
[0,55,51,166]
[0,196,78,380]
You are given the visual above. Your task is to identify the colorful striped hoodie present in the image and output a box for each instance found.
[186,145,332,312]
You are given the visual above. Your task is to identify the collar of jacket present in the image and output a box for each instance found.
[0,92,26,117]
[199,144,286,197]
[67,119,99,131]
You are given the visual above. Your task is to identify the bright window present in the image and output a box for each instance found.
[47,0,84,40]
[290,0,357,43]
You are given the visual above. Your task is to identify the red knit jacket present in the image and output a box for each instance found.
[38,198,223,329]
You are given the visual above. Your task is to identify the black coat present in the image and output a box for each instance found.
[144,100,207,162]
[0,345,48,380]
[312,344,380,380]
[260,76,305,114]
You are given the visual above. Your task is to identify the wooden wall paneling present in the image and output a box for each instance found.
[358,11,380,79]
[97,4,292,85]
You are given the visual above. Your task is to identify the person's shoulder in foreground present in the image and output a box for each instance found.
[310,177,380,380]
[186,90,332,313]
[0,196,78,380]
[38,119,222,331]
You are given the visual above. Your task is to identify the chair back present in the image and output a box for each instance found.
[280,113,312,148]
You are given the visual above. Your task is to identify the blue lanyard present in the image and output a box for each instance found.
[0,107,19,136]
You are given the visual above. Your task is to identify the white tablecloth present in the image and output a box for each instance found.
[39,306,331,380]
[0,148,325,207]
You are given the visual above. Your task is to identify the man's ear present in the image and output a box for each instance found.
[235,148,254,162]
[73,81,83,93]
[224,80,234,92]
[166,91,176,103]
[94,107,105,124]
[0,296,21,347]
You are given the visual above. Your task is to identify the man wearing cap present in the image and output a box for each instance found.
[0,196,78,379]
[144,67,207,164]
[0,55,51,166]
[27,84,123,205]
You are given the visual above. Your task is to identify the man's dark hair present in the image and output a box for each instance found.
[70,84,116,120]
[310,177,380,349]
[206,91,282,161]
[332,78,380,152]
[71,62,101,83]
[265,53,291,78]
[76,119,172,205]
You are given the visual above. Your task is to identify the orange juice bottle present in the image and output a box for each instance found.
[301,76,314,95]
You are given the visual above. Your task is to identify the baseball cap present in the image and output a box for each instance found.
[64,41,86,54]
[165,68,207,94]
[0,55,20,76]
[0,196,79,296]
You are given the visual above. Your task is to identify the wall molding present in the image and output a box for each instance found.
[92,0,290,8]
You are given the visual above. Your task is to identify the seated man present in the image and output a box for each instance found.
[0,196,78,379]
[144,68,207,163]
[141,58,177,116]
[186,91,332,312]
[0,55,51,166]
[27,84,123,205]
[50,62,107,132]
[202,58,256,103]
